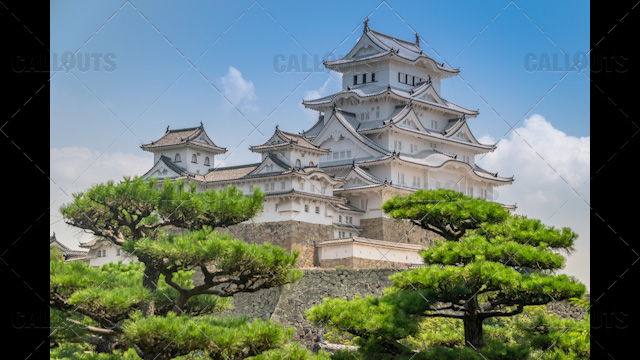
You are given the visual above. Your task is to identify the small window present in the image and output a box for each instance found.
[362,74,367,84]
[405,74,409,83]
[398,72,403,83]
[204,157,210,166]
[339,215,342,223]
[281,181,286,190]
[371,73,376,82]
[346,150,351,158]
[304,205,309,212]
[353,75,358,85]
[295,159,301,167]
[191,154,197,163]
[315,206,320,214]
[309,161,314,166]
[270,183,275,190]
[117,248,121,256]
[174,154,181,163]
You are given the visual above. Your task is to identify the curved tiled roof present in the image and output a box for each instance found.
[303,83,478,116]
[141,124,226,153]
[324,27,459,77]
[250,127,329,154]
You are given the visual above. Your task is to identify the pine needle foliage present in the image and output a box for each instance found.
[308,189,586,356]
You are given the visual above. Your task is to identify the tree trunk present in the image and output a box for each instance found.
[463,297,484,349]
[141,262,161,316]
[463,315,484,349]
[93,336,117,353]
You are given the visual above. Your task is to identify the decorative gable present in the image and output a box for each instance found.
[346,34,385,60]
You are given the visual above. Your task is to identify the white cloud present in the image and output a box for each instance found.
[299,74,342,122]
[477,114,590,288]
[50,147,152,249]
[219,66,257,110]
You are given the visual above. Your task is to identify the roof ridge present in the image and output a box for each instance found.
[208,162,261,172]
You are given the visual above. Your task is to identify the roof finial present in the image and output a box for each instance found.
[166,125,170,133]
[276,124,279,131]
[363,17,370,32]
[415,33,420,47]
[351,159,356,168]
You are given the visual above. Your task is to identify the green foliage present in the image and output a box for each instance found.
[382,189,509,241]
[246,343,331,360]
[517,312,590,359]
[128,226,302,286]
[123,312,292,360]
[54,178,307,358]
[50,344,141,359]
[60,177,265,244]
[307,189,587,357]
[51,244,64,262]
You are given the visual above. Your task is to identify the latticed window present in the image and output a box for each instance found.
[191,154,197,163]
[204,157,210,166]
[174,154,181,162]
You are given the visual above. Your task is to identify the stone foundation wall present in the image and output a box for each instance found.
[194,267,587,349]
[319,257,411,270]
[270,269,396,346]
[360,217,438,247]
[215,221,334,268]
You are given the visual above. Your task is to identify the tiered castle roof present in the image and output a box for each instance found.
[323,20,459,79]
[141,123,226,154]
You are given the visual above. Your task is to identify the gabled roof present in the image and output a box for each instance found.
[51,233,89,259]
[441,116,490,148]
[142,155,188,180]
[323,24,459,78]
[321,151,513,185]
[302,82,478,117]
[338,163,387,190]
[356,104,495,152]
[202,163,260,182]
[199,153,341,186]
[141,123,227,154]
[312,107,390,157]
[301,116,326,139]
[249,126,330,154]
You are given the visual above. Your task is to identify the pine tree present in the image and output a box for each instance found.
[53,177,326,359]
[307,189,585,355]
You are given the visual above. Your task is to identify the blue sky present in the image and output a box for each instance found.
[50,0,590,287]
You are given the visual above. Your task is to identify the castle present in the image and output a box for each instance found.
[82,22,514,269]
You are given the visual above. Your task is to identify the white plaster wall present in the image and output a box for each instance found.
[88,242,136,267]
[320,243,354,259]
[253,197,335,225]
[388,60,443,93]
[319,242,423,264]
